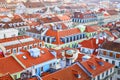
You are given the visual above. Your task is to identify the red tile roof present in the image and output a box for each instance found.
[85,26,100,32]
[0,56,24,74]
[81,56,114,77]
[0,73,13,80]
[23,2,45,8]
[80,38,104,49]
[76,53,85,62]
[42,63,90,80]
[57,15,70,21]
[16,48,55,68]
[0,52,4,58]
[107,10,119,15]
[40,16,61,24]
[46,28,81,44]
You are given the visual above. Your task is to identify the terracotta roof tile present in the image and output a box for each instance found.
[57,15,70,21]
[42,63,90,80]
[80,38,104,49]
[0,73,13,80]
[40,16,61,23]
[23,2,45,8]
[46,28,81,44]
[85,26,100,32]
[81,57,114,77]
[101,41,120,52]
[16,48,55,68]
[0,56,24,74]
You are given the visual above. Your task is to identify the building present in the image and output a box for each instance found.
[26,24,86,49]
[42,54,114,80]
[79,38,104,55]
[0,73,14,80]
[16,47,57,78]
[0,28,18,39]
[0,35,42,56]
[80,55,114,80]
[72,11,98,25]
[42,62,90,80]
[23,1,45,14]
[0,73,13,80]
[0,0,8,8]
[0,15,29,35]
[0,56,25,80]
[98,40,120,80]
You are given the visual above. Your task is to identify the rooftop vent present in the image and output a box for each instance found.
[41,50,45,54]
[22,55,27,60]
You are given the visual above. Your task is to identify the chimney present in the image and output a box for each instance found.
[72,70,81,78]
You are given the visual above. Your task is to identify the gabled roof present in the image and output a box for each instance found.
[81,56,114,77]
[46,28,81,44]
[0,56,24,74]
[23,2,45,8]
[107,9,119,15]
[85,26,100,32]
[40,16,61,24]
[0,73,13,80]
[57,15,71,21]
[42,63,90,80]
[101,41,120,52]
[16,48,55,68]
[80,38,104,49]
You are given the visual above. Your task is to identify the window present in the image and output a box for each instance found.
[7,50,11,53]
[103,51,107,55]
[116,54,120,58]
[106,59,109,62]
[109,52,113,57]
[110,68,112,73]
[117,78,120,80]
[53,62,56,65]
[118,70,120,74]
[41,67,43,72]
[29,45,32,49]
[102,73,104,78]
[39,43,42,47]
[35,68,37,73]
[97,75,100,80]
[106,70,108,75]
[13,49,17,54]
[14,75,17,80]
[50,64,52,67]
[112,60,115,65]
[24,46,27,50]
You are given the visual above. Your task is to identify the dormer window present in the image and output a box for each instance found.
[7,49,11,53]
[87,61,96,70]
[98,62,104,66]
[90,65,96,70]
[13,48,17,54]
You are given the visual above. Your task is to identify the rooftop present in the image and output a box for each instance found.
[42,63,90,80]
[81,56,114,77]
[0,56,24,74]
[16,47,55,68]
[0,73,13,80]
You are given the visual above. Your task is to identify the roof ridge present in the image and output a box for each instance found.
[12,54,26,69]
